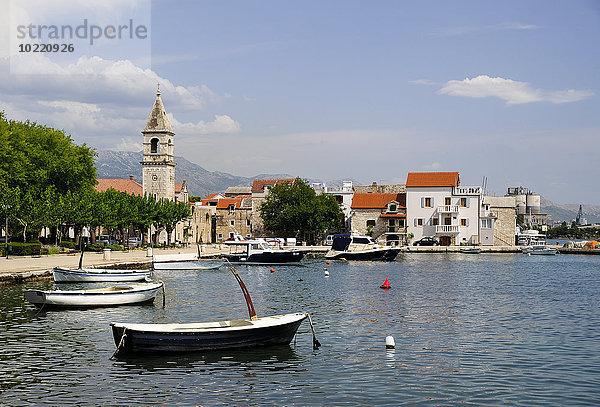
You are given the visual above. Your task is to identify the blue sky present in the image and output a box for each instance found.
[1,0,599,203]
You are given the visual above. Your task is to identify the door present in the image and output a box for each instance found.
[439,236,451,246]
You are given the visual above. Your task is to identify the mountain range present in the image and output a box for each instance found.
[95,150,600,224]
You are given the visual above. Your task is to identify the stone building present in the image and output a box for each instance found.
[481,196,517,246]
[141,87,176,201]
[215,196,252,242]
[349,193,407,245]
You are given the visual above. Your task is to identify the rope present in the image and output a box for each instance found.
[110,328,128,359]
[160,281,166,308]
[306,313,321,349]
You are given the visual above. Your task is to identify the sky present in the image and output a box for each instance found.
[1,0,599,203]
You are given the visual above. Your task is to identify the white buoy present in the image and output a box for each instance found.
[324,269,330,276]
[385,335,395,349]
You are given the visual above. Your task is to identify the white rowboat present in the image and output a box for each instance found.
[53,267,151,282]
[24,282,164,308]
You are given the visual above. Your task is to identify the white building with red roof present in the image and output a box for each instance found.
[406,172,482,246]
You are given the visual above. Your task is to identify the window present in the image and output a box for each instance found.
[417,218,423,226]
[460,198,468,207]
[230,220,235,227]
[229,204,235,214]
[445,197,451,205]
[461,219,468,227]
[217,233,223,240]
[388,219,396,226]
[246,219,251,227]
[432,218,439,226]
[389,203,397,212]
[150,138,159,153]
[366,220,376,227]
[424,197,432,208]
[482,219,493,228]
[398,219,405,227]
[229,232,235,238]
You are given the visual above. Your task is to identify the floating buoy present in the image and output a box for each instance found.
[270,268,275,273]
[380,277,391,289]
[386,336,395,349]
[340,258,347,262]
[324,270,329,276]
[298,278,303,281]
[326,260,330,264]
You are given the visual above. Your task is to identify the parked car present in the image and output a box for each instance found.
[127,237,142,248]
[98,235,118,246]
[412,236,439,246]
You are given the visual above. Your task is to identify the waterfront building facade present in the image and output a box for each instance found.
[349,192,407,245]
[323,181,355,232]
[481,196,517,246]
[250,178,295,236]
[406,172,481,246]
[505,186,548,230]
[214,196,253,242]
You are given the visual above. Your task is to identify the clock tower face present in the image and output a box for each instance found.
[152,174,158,181]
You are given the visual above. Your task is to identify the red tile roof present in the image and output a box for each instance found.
[351,193,405,209]
[216,198,244,209]
[406,172,460,187]
[251,178,296,192]
[175,183,183,193]
[95,179,143,196]
[379,213,407,218]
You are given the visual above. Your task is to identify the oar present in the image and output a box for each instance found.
[225,259,257,320]
[307,313,321,349]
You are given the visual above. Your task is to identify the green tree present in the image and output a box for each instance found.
[154,199,191,245]
[259,177,343,244]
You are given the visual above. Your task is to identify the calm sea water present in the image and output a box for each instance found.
[1,253,599,406]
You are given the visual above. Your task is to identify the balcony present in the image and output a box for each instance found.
[436,225,459,234]
[437,205,459,213]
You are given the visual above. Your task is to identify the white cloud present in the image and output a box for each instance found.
[410,79,437,86]
[168,113,241,136]
[115,137,143,152]
[437,75,594,105]
[433,22,541,37]
[424,162,442,170]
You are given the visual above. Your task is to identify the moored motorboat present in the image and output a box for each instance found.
[325,234,401,261]
[521,240,557,255]
[24,282,164,308]
[460,247,481,254]
[110,312,308,355]
[221,239,305,265]
[53,267,152,283]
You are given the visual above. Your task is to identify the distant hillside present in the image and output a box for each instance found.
[541,197,600,224]
[94,150,293,197]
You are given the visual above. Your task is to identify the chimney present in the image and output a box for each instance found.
[129,175,134,180]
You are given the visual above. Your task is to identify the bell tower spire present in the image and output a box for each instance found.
[141,86,176,200]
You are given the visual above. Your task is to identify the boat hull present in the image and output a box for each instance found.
[111,313,307,355]
[24,283,163,308]
[221,250,305,265]
[53,267,151,283]
[325,247,401,261]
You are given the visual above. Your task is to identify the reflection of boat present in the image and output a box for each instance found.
[325,234,401,261]
[220,239,305,265]
[460,247,481,254]
[152,253,222,270]
[24,282,164,308]
[53,267,151,283]
[111,312,308,355]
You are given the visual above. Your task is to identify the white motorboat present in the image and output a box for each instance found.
[325,234,401,261]
[53,267,152,283]
[221,239,305,265]
[24,282,164,308]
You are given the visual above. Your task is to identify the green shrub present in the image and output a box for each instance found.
[86,243,105,252]
[8,242,42,256]
[60,241,77,250]
[107,244,124,251]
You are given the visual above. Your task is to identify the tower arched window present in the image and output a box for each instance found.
[150,138,160,153]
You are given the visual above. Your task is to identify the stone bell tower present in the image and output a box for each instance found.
[141,85,176,200]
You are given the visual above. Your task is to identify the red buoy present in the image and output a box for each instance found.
[270,268,275,273]
[380,277,390,289]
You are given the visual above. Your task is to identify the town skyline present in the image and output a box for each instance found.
[1,0,598,204]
